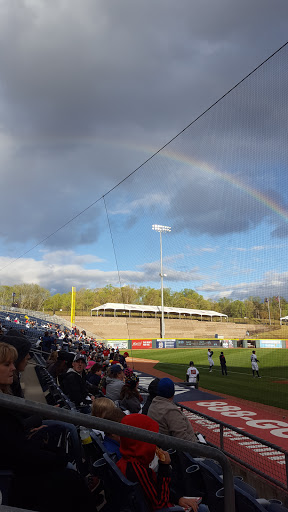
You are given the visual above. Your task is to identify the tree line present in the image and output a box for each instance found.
[0,283,286,320]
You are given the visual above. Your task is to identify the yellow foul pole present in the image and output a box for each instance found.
[71,287,76,327]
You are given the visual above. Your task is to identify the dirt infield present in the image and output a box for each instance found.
[126,357,182,381]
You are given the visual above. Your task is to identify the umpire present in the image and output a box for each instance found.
[219,352,228,376]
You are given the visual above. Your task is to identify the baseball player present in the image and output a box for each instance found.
[186,361,199,389]
[251,350,261,378]
[219,351,228,376]
[208,349,214,372]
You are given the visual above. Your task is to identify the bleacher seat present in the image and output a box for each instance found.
[93,452,186,512]
[0,470,14,505]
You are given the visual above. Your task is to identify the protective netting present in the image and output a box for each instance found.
[102,43,288,314]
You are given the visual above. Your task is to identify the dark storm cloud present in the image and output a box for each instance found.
[167,176,271,236]
[0,0,288,252]
[0,0,287,138]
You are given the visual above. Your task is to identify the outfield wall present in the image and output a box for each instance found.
[106,338,236,349]
[105,338,288,349]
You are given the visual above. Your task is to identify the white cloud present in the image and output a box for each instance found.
[109,193,170,216]
[40,250,104,265]
[0,251,201,293]
[198,271,288,301]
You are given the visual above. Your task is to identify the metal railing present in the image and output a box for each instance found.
[177,402,288,493]
[0,393,235,512]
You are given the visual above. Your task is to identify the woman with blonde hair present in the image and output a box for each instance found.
[91,397,116,418]
[0,342,17,394]
[0,342,97,512]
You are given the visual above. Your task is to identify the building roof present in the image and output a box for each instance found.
[91,302,228,319]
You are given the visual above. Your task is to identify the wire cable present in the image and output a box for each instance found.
[0,39,287,273]
[103,197,134,367]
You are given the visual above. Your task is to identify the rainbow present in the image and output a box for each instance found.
[33,134,288,222]
[95,137,288,222]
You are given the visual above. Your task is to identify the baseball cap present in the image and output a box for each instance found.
[73,353,87,364]
[110,364,123,374]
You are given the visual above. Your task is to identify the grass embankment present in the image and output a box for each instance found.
[254,325,288,339]
[129,348,288,410]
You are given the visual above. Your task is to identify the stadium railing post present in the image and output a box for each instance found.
[220,423,224,451]
[285,452,288,490]
[0,393,236,512]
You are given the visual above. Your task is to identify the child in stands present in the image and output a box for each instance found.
[119,372,143,413]
[117,414,201,511]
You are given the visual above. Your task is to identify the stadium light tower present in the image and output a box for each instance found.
[152,224,171,339]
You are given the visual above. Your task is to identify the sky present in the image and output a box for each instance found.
[1,0,288,301]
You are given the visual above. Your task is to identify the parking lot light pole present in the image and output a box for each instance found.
[152,224,171,339]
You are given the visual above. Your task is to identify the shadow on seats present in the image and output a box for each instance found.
[93,452,185,512]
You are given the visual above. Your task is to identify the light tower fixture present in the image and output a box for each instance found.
[152,224,171,338]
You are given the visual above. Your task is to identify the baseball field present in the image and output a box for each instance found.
[127,348,288,410]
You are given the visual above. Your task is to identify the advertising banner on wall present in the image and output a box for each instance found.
[259,340,282,348]
[156,340,176,349]
[131,339,152,349]
[106,340,129,349]
[222,340,234,348]
[177,339,222,347]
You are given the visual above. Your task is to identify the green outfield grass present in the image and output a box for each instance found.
[128,348,288,410]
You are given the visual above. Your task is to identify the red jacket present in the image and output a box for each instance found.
[117,414,172,510]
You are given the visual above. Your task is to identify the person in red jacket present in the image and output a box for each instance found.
[117,414,200,511]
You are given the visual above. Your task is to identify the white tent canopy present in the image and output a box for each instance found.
[91,303,228,321]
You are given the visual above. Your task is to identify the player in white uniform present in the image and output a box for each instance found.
[186,361,199,389]
[208,349,214,372]
[251,350,261,378]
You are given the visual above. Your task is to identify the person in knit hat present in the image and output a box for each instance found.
[142,377,160,415]
[1,329,31,397]
[148,378,197,442]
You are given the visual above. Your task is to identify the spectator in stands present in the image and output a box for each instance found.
[106,364,124,401]
[61,353,93,412]
[117,414,200,511]
[41,331,53,359]
[119,372,142,413]
[86,362,102,387]
[46,350,58,368]
[118,351,129,368]
[86,362,102,396]
[102,407,125,460]
[36,336,42,348]
[0,341,16,392]
[46,350,68,384]
[109,347,115,360]
[91,397,116,438]
[148,378,197,442]
[61,334,70,352]
[142,377,160,415]
[92,397,116,418]
[1,329,31,397]
[113,351,120,362]
[0,342,97,512]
